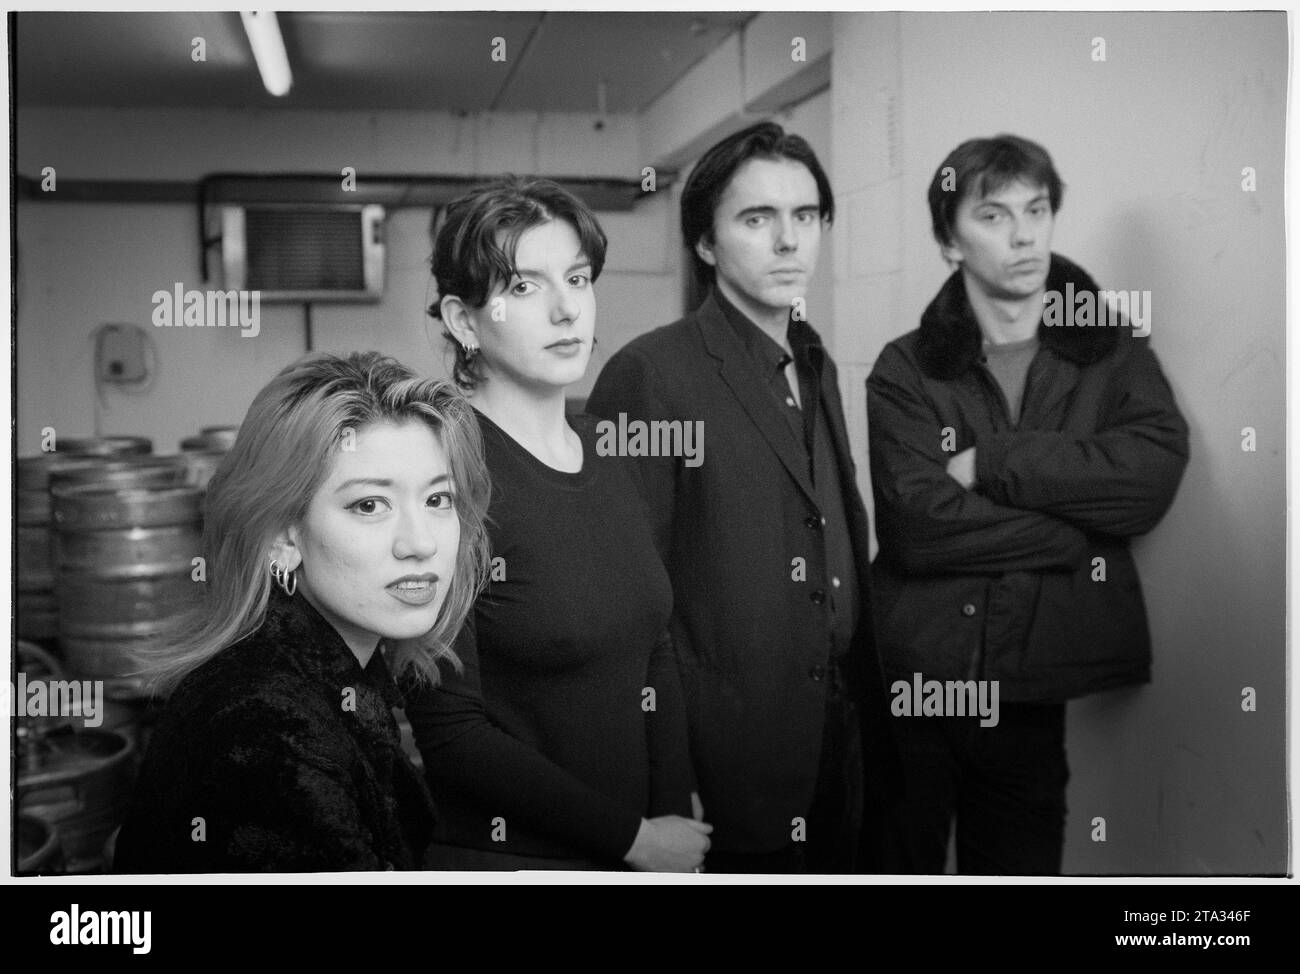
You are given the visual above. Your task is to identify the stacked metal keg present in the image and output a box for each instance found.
[17,437,152,643]
[15,638,138,875]
[17,454,65,642]
[179,425,238,490]
[15,428,236,874]
[53,469,202,694]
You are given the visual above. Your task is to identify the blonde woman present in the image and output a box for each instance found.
[114,352,490,873]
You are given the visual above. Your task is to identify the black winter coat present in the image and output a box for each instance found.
[866,254,1189,702]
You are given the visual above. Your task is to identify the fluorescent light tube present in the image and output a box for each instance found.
[240,11,293,97]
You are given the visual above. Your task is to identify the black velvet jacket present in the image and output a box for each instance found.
[113,587,436,873]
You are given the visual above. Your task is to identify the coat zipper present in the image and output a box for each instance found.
[976,347,1045,431]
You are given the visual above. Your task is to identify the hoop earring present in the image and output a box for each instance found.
[269,557,298,597]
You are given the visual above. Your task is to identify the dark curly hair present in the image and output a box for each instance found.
[428,176,607,390]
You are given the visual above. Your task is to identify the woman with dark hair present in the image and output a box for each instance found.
[113,352,491,873]
[410,175,710,871]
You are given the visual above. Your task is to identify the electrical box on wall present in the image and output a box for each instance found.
[96,323,150,383]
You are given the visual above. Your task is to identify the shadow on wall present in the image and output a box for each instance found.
[1060,194,1284,875]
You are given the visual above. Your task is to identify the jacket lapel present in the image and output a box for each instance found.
[695,293,817,502]
[817,356,859,500]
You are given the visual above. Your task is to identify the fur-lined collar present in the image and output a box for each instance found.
[916,253,1120,380]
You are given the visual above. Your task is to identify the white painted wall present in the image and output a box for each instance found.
[14,107,680,452]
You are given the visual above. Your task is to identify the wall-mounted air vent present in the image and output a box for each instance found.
[221,204,385,302]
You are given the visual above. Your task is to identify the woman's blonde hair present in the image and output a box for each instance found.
[137,351,491,695]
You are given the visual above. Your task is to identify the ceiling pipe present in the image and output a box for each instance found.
[14,171,668,209]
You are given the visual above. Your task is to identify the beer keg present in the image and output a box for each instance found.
[18,444,167,642]
[48,455,187,492]
[17,455,64,640]
[16,814,65,876]
[198,425,239,451]
[179,426,236,490]
[51,436,152,458]
[17,726,136,874]
[176,448,227,491]
[52,483,204,692]
[16,639,149,753]
[16,591,61,642]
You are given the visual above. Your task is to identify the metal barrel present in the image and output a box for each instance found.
[53,483,201,542]
[17,452,65,490]
[16,639,64,684]
[198,425,239,451]
[17,487,52,525]
[20,440,156,490]
[16,637,151,751]
[16,814,65,876]
[18,459,59,638]
[17,470,60,637]
[180,426,236,489]
[16,591,60,641]
[17,727,137,874]
[51,436,153,458]
[52,484,204,690]
[48,455,188,491]
[175,448,227,491]
[60,573,199,633]
[17,526,55,590]
[19,451,182,641]
[14,640,73,739]
[16,455,63,639]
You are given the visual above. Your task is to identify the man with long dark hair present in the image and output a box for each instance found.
[589,122,899,873]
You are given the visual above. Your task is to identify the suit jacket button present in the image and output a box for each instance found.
[962,603,977,617]
[805,515,819,529]
[809,665,826,681]
[811,590,826,605]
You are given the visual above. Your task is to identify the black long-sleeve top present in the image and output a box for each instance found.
[405,410,694,865]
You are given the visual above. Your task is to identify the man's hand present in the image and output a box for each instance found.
[624,816,713,872]
[946,446,977,490]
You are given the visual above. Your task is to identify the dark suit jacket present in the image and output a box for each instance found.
[588,291,900,854]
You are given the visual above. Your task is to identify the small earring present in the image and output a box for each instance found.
[463,343,479,363]
[269,557,297,597]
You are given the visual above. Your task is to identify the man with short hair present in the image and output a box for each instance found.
[867,134,1188,874]
[588,122,899,873]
